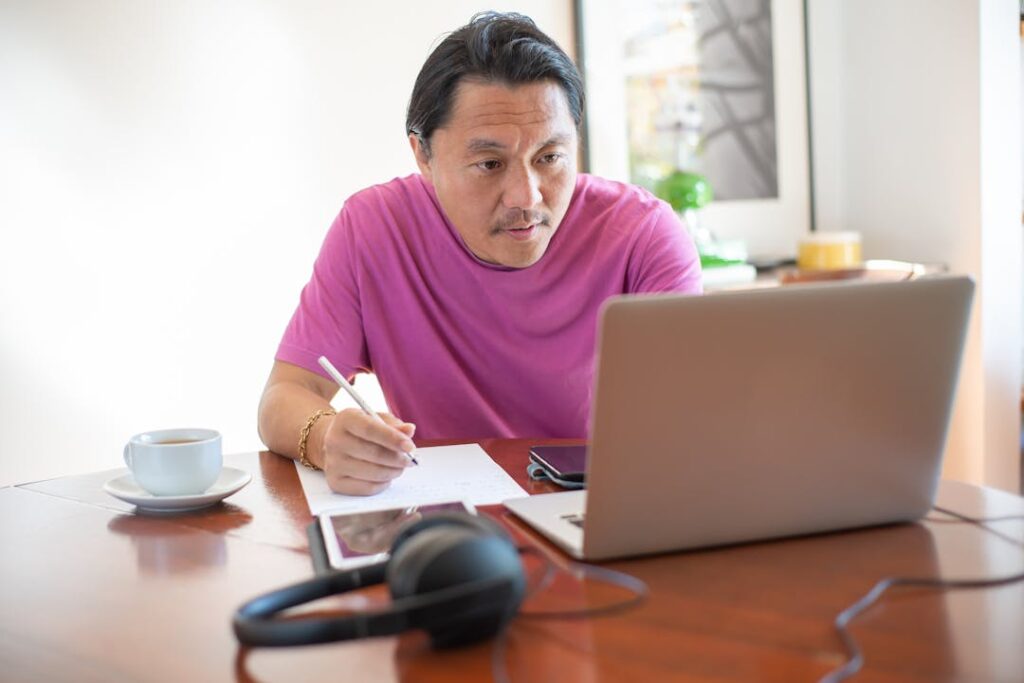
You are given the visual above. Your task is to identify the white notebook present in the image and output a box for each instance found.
[296,443,528,515]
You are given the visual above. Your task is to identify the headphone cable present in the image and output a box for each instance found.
[492,545,650,683]
[519,556,649,619]
[518,545,558,602]
[820,507,1024,683]
[500,507,1024,683]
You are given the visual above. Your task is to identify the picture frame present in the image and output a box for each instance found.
[575,0,812,259]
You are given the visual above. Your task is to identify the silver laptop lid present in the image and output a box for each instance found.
[582,276,974,560]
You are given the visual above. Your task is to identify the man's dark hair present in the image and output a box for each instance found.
[406,12,585,156]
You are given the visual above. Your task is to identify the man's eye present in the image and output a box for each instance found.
[539,153,562,165]
[477,160,502,171]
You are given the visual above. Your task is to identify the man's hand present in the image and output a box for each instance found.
[257,361,416,495]
[319,408,417,495]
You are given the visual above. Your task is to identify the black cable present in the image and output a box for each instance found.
[497,505,1022,682]
[518,560,648,619]
[819,506,1024,683]
[931,506,1024,549]
[491,551,649,683]
[517,546,558,600]
[926,512,1024,524]
[491,624,514,683]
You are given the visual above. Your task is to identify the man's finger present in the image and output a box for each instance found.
[380,413,416,438]
[346,412,416,456]
[327,475,392,496]
[340,455,406,483]
[334,432,412,469]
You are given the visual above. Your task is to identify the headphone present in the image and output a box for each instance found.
[233,512,526,649]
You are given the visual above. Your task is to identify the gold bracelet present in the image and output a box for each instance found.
[298,408,336,471]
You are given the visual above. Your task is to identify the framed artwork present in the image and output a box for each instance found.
[575,0,811,258]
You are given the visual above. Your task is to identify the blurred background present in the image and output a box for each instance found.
[1,1,1020,492]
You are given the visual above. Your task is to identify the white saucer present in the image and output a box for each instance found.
[103,467,252,512]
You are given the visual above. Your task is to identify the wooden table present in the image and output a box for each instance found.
[2,439,1023,682]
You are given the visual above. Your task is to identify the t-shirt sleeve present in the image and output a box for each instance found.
[275,207,370,381]
[626,200,704,295]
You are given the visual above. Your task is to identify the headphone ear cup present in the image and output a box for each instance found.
[386,513,526,648]
[388,512,515,599]
[387,525,474,599]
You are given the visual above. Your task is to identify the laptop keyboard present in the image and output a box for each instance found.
[560,513,585,528]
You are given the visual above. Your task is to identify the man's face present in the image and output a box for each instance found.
[410,79,578,268]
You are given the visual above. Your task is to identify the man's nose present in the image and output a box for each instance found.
[502,163,542,210]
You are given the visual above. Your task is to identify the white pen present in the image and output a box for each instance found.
[317,355,420,466]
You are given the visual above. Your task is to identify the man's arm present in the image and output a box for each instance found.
[258,360,416,495]
[257,360,338,463]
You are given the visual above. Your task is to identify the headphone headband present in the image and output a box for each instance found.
[233,512,526,649]
[234,572,518,647]
[233,562,386,647]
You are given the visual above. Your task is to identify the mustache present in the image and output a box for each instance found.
[492,209,550,233]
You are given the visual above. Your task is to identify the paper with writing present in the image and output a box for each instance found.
[295,443,529,515]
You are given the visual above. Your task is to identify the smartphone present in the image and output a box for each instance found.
[319,500,476,570]
[528,444,588,483]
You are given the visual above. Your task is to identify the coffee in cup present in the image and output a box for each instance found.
[123,428,223,496]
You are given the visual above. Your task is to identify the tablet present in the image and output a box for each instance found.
[318,500,476,570]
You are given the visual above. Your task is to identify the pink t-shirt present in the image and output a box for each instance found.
[277,173,701,439]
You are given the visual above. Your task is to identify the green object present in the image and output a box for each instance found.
[700,254,745,269]
[654,170,713,212]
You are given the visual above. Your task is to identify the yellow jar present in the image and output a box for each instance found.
[797,231,862,270]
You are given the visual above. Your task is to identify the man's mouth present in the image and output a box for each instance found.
[504,224,537,241]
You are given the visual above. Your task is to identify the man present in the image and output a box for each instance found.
[258,12,702,495]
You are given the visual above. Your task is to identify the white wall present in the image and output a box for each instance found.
[807,0,1022,491]
[0,1,575,486]
[6,0,1018,492]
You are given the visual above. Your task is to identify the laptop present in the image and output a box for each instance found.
[503,276,974,561]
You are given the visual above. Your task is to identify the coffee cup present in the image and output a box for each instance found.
[123,428,223,496]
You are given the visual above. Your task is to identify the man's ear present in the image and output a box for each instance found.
[409,134,433,182]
